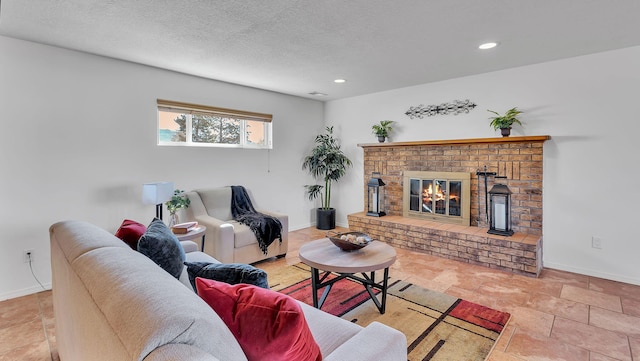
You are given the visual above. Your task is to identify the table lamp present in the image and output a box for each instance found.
[142,182,174,220]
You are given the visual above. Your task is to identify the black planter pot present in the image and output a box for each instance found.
[500,127,512,137]
[377,136,386,143]
[316,208,336,230]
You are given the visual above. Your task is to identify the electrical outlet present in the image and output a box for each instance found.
[23,249,35,263]
[591,236,603,249]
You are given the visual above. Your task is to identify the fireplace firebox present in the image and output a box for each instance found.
[403,171,471,226]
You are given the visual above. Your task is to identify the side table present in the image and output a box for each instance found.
[175,226,207,252]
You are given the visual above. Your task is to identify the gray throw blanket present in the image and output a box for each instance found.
[230,186,283,254]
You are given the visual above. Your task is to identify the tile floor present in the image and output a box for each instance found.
[2,226,640,360]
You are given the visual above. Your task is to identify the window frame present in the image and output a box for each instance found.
[156,99,273,149]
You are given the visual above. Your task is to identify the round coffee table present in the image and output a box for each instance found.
[299,237,396,314]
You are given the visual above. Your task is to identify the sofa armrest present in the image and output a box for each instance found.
[191,215,235,263]
[258,209,285,218]
[258,209,289,242]
[258,210,287,225]
[180,241,199,253]
[323,322,407,361]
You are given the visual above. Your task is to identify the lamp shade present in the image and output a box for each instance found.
[142,182,174,205]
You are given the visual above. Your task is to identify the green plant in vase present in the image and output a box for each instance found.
[165,189,190,227]
[487,107,523,137]
[371,120,394,142]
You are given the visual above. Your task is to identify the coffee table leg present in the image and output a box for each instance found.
[359,267,390,314]
[381,267,389,314]
[311,267,319,308]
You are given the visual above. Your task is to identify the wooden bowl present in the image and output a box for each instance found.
[326,231,372,251]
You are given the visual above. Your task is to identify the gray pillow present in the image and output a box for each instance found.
[185,261,269,291]
[137,218,186,279]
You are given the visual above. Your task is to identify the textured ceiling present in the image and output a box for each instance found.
[1,0,640,101]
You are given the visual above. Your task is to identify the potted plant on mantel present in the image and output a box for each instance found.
[488,107,523,137]
[303,126,352,230]
[371,120,394,142]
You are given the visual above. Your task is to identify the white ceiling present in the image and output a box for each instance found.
[1,0,640,101]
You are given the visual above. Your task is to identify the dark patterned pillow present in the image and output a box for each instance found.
[185,261,269,291]
[137,218,186,279]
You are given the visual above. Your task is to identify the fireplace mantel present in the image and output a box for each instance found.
[358,135,550,148]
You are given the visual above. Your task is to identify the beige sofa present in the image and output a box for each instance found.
[180,187,288,264]
[50,220,407,361]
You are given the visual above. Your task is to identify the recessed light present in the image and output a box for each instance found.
[334,79,347,83]
[479,42,498,50]
[308,91,328,96]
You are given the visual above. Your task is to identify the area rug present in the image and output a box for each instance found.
[267,263,510,361]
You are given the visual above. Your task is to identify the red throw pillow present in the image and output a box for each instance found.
[114,219,147,249]
[196,278,322,361]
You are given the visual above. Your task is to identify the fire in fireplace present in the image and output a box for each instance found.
[403,171,471,226]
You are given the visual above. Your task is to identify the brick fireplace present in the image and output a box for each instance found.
[348,135,550,277]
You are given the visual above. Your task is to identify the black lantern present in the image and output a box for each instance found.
[367,172,386,217]
[487,183,513,236]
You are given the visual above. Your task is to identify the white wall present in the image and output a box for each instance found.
[0,36,324,300]
[2,35,639,299]
[326,46,640,285]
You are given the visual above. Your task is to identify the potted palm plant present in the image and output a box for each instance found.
[303,126,352,230]
[371,120,394,142]
[488,107,523,137]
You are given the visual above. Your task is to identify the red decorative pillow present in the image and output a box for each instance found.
[196,278,322,361]
[114,219,147,249]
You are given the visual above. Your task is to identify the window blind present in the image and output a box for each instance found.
[157,99,272,123]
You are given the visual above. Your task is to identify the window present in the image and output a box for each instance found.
[157,99,272,149]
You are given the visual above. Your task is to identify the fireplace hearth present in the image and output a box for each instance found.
[350,136,550,277]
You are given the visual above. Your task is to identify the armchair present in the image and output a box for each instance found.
[179,187,288,264]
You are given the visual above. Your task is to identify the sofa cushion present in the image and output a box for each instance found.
[185,262,269,291]
[229,221,260,248]
[196,278,322,361]
[180,252,221,290]
[298,302,363,357]
[137,218,186,279]
[114,219,146,249]
[195,187,233,221]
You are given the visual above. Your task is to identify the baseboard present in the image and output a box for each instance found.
[0,283,52,302]
[289,222,349,232]
[289,221,350,232]
[543,261,640,286]
[289,222,315,231]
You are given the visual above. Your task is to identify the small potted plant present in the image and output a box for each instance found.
[165,189,191,227]
[372,120,394,142]
[488,107,523,137]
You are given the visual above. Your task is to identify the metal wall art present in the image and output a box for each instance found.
[405,99,477,119]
